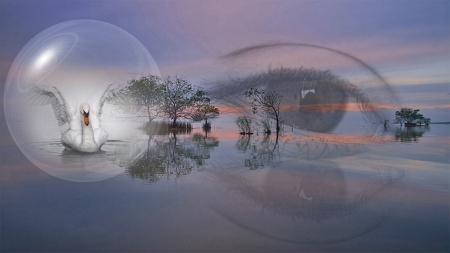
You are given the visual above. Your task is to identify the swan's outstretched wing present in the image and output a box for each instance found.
[98,84,114,118]
[91,84,114,119]
[27,85,73,126]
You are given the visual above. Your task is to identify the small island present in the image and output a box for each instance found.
[395,108,431,127]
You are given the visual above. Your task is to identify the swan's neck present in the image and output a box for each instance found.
[81,122,95,145]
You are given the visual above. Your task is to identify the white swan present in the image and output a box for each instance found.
[28,84,113,153]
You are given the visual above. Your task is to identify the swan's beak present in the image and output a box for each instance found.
[83,112,89,126]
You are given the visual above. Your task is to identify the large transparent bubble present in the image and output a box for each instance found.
[4,20,160,182]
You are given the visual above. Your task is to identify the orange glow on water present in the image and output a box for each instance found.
[216,102,398,114]
[206,127,393,144]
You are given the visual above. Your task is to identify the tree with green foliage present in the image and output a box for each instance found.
[192,103,220,126]
[395,108,430,126]
[244,88,283,134]
[108,75,165,122]
[394,110,405,125]
[416,114,425,125]
[163,76,209,127]
[395,108,417,125]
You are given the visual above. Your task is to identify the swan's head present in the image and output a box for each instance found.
[80,103,90,126]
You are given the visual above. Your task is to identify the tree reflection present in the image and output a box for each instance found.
[236,134,281,170]
[125,132,219,183]
[207,130,405,244]
[395,126,429,142]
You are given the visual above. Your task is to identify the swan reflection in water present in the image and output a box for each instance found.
[203,43,405,244]
[35,129,219,183]
[32,139,131,182]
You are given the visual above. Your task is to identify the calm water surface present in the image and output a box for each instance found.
[1,122,448,252]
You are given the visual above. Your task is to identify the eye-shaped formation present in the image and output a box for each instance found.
[228,67,350,132]
[205,43,403,244]
[209,43,398,136]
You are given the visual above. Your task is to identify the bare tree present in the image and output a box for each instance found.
[236,115,253,134]
[163,76,209,127]
[245,88,283,134]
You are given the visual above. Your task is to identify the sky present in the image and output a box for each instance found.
[0,0,449,122]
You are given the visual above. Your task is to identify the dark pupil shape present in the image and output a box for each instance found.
[268,78,348,133]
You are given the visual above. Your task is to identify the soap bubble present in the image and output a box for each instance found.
[4,20,160,182]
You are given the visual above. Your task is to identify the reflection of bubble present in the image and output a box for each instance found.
[210,160,404,244]
[4,20,160,182]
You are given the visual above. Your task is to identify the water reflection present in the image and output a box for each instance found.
[124,131,219,183]
[236,134,281,170]
[211,158,404,244]
[142,121,193,136]
[395,126,429,142]
[28,139,130,182]
[235,130,370,170]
